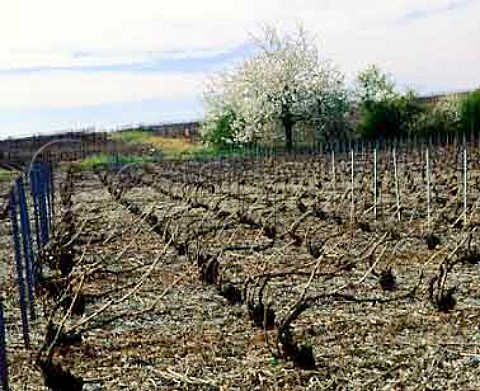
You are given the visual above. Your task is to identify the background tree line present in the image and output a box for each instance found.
[201,27,480,150]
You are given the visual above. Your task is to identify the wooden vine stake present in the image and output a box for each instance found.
[425,147,431,232]
[350,149,354,226]
[0,297,8,391]
[373,147,377,221]
[392,148,401,221]
[462,134,468,227]
[331,149,336,190]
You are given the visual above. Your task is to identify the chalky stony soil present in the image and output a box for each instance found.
[2,153,480,390]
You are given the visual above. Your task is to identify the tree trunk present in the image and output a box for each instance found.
[283,117,294,151]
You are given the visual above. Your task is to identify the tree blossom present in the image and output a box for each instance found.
[202,27,350,148]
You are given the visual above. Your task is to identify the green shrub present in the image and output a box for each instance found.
[358,93,423,139]
[358,100,400,139]
[409,94,461,136]
[460,89,480,133]
[200,105,238,146]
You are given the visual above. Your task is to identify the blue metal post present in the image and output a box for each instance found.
[16,177,36,320]
[8,191,30,349]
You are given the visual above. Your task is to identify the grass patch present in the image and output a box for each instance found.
[175,144,267,161]
[147,136,203,157]
[0,168,13,181]
[110,129,153,144]
[78,153,157,170]
[92,129,311,164]
[109,129,203,158]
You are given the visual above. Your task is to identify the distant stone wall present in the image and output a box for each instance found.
[148,121,201,140]
[0,131,147,165]
[418,91,470,105]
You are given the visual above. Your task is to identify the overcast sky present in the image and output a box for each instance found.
[0,0,479,138]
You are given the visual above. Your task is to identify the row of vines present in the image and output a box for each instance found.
[2,140,480,389]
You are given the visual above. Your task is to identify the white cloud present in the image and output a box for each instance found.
[0,0,478,114]
[1,1,478,67]
[0,71,205,109]
[322,0,480,93]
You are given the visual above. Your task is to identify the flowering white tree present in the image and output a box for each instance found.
[353,65,399,107]
[409,93,462,135]
[202,27,350,149]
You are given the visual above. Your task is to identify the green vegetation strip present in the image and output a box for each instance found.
[78,154,156,170]
[0,169,13,181]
